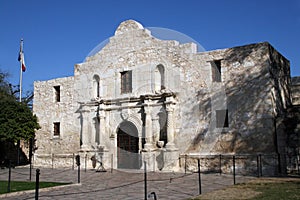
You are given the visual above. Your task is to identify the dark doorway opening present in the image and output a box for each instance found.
[117,121,140,169]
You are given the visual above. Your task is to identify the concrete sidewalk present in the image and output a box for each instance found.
[0,166,255,199]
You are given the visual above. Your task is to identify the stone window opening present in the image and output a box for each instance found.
[216,109,229,128]
[54,86,60,102]
[211,60,222,82]
[93,75,100,99]
[155,64,165,91]
[53,122,60,136]
[121,70,132,94]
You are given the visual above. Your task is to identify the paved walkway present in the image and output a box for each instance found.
[0,166,255,200]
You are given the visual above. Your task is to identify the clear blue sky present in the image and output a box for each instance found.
[1,0,300,94]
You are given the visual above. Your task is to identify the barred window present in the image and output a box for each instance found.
[216,109,228,128]
[53,122,60,136]
[121,71,132,94]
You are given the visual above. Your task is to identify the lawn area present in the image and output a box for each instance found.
[0,180,70,194]
[191,177,300,200]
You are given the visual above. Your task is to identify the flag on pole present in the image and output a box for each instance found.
[18,40,26,72]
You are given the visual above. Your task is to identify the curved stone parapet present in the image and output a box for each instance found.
[115,19,144,35]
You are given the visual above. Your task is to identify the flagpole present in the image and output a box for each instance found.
[16,38,24,166]
[19,39,23,103]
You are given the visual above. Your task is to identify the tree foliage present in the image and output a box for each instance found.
[0,71,13,98]
[0,70,40,142]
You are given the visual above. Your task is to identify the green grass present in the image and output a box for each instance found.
[191,178,300,200]
[249,181,300,200]
[0,180,70,194]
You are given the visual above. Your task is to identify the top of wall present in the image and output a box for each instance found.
[84,19,198,63]
[292,76,300,86]
[114,19,145,35]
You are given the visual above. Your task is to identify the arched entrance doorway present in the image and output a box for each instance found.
[117,121,140,169]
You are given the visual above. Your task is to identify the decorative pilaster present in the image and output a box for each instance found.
[98,110,106,148]
[81,110,90,150]
[144,101,153,150]
[165,104,176,150]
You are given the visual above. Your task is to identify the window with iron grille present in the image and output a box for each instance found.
[216,109,229,128]
[121,71,132,94]
[53,122,60,136]
[211,60,222,82]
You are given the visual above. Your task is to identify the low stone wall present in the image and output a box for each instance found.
[34,153,75,169]
[34,152,114,171]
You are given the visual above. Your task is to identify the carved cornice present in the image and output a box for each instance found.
[78,92,177,111]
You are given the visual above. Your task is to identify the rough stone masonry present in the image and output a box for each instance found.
[33,19,298,175]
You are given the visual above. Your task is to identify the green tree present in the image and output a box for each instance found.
[0,71,13,98]
[0,70,40,143]
[0,99,40,142]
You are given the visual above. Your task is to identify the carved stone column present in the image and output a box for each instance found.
[92,117,98,145]
[165,104,176,149]
[144,102,153,150]
[98,110,106,148]
[81,110,90,150]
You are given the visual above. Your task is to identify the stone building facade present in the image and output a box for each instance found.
[291,77,300,105]
[33,20,293,173]
[286,77,300,172]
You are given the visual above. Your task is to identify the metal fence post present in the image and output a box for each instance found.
[184,154,187,174]
[85,154,87,172]
[259,154,262,177]
[75,155,81,183]
[35,168,40,200]
[257,154,260,177]
[233,155,236,185]
[72,153,75,170]
[198,158,202,195]
[17,140,20,166]
[144,161,147,200]
[277,153,281,174]
[30,161,32,181]
[111,154,113,173]
[78,163,80,183]
[7,160,11,193]
[29,138,33,181]
[219,154,222,175]
[297,154,300,174]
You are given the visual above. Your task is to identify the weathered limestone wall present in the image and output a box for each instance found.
[32,20,292,173]
[180,43,290,155]
[73,20,201,170]
[268,45,291,174]
[180,42,290,175]
[78,21,194,101]
[33,77,80,167]
[291,77,300,105]
[286,77,300,172]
